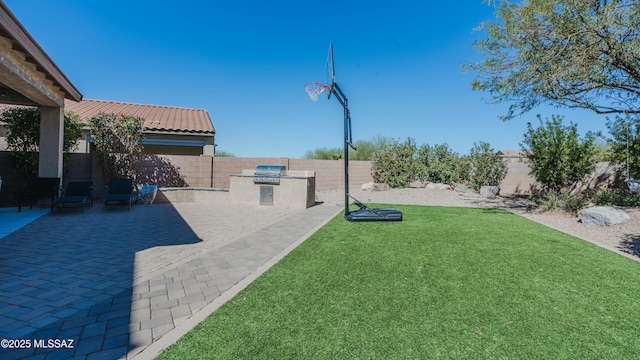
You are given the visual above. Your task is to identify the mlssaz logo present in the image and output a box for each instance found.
[34,339,75,349]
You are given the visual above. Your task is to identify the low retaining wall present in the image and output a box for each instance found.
[155,187,230,204]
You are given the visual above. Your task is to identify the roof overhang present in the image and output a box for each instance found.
[0,3,82,107]
[144,129,215,136]
[142,138,207,147]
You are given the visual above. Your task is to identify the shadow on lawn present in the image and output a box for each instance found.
[472,194,533,214]
[618,234,640,258]
[472,194,535,213]
[0,203,201,359]
[495,194,536,211]
[480,208,519,215]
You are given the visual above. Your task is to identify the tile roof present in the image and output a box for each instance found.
[0,99,215,134]
[64,99,214,134]
[496,150,526,157]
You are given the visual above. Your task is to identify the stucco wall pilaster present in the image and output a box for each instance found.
[38,106,63,178]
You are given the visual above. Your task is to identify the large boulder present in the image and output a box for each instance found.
[426,183,452,190]
[579,206,630,226]
[454,185,475,194]
[361,182,374,191]
[361,182,390,192]
[480,186,500,199]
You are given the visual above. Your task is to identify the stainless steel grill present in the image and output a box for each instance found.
[253,165,286,185]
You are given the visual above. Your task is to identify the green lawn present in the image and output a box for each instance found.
[158,205,640,359]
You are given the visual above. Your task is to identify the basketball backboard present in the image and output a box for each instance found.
[326,43,336,98]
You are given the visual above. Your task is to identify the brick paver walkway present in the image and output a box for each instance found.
[0,202,340,359]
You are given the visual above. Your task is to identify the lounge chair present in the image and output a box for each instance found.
[28,177,60,210]
[103,178,134,210]
[52,181,93,212]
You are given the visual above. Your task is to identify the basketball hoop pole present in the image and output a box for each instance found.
[306,79,401,221]
[329,83,356,218]
[306,43,401,221]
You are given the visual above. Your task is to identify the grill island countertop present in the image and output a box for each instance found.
[252,165,286,185]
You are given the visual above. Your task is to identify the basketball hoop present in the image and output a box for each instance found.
[304,82,331,102]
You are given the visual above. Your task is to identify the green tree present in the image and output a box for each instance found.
[592,138,613,163]
[351,134,395,160]
[417,143,469,185]
[303,134,394,160]
[302,147,343,160]
[468,0,640,120]
[2,107,82,181]
[521,115,599,193]
[466,141,508,191]
[214,150,235,157]
[606,115,640,179]
[370,138,419,188]
[89,113,144,181]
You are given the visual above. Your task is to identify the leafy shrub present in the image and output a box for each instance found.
[528,192,589,214]
[2,107,82,181]
[371,138,419,188]
[89,113,144,181]
[585,188,640,207]
[521,115,599,193]
[466,141,508,191]
[416,143,469,185]
[606,115,640,179]
[528,188,640,214]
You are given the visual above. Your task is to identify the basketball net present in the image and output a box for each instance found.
[304,82,331,102]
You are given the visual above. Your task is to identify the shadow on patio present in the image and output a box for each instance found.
[0,203,202,359]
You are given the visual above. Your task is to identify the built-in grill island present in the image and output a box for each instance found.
[230,165,316,209]
[252,165,286,186]
[252,165,286,205]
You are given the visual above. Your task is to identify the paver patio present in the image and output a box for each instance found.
[0,201,340,359]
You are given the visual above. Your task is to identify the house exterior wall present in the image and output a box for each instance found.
[0,131,6,149]
[141,145,204,156]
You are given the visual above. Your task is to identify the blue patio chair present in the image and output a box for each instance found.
[52,181,93,212]
[103,178,134,211]
[28,177,60,210]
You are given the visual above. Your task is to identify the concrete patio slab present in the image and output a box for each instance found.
[0,201,341,359]
[0,207,50,239]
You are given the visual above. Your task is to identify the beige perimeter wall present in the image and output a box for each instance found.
[0,151,618,204]
[0,153,377,201]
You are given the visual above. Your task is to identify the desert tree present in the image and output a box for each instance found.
[303,134,394,160]
[468,0,640,120]
[88,113,144,181]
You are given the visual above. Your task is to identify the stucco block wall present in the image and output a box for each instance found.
[499,161,617,194]
[212,157,290,189]
[0,150,619,206]
[135,154,213,189]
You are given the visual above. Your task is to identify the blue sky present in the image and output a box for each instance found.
[5,0,610,158]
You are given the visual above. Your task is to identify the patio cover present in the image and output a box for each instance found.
[0,2,82,178]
